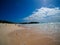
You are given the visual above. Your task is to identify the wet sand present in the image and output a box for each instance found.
[0,23,60,45]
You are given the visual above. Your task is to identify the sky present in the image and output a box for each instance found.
[0,0,60,22]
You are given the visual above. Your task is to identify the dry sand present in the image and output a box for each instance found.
[0,23,60,45]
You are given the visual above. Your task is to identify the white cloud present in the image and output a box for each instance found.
[23,7,60,22]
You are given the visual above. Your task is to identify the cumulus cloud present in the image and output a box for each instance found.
[23,7,60,22]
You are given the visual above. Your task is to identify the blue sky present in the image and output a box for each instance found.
[0,0,60,22]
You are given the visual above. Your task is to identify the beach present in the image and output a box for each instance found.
[0,23,60,45]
